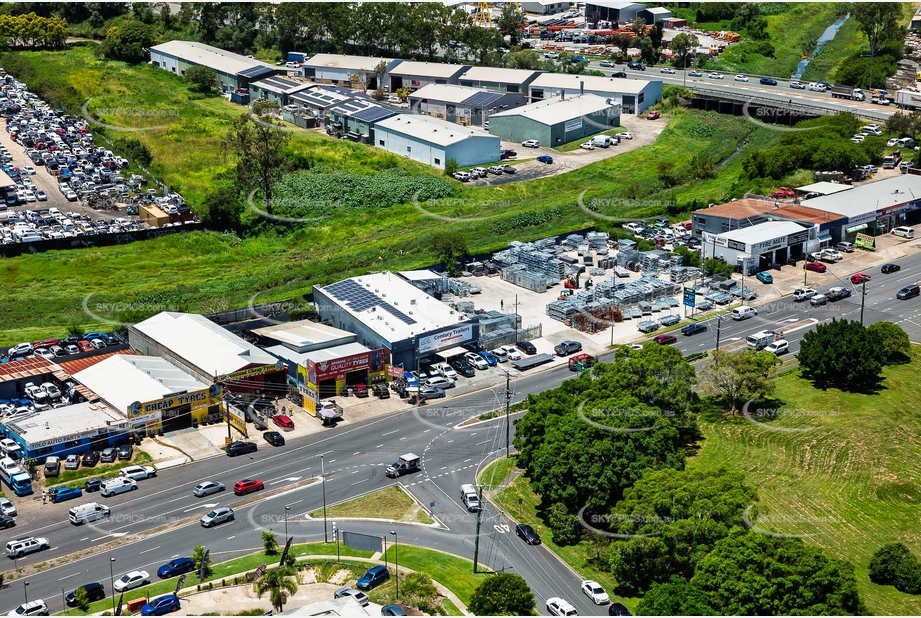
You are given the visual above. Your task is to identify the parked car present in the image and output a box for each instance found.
[580,141,595,150]
[356,565,390,590]
[537,155,553,164]
[141,594,181,616]
[516,523,541,545]
[157,557,196,579]
[117,444,132,460]
[120,465,156,481]
[464,352,489,370]
[517,340,537,355]
[500,345,522,360]
[477,350,498,366]
[554,340,582,356]
[272,414,295,430]
[646,110,660,120]
[547,598,578,616]
[50,486,83,503]
[425,376,456,390]
[755,271,773,284]
[417,385,446,399]
[882,263,901,274]
[64,454,80,470]
[226,441,257,457]
[381,605,408,616]
[500,164,515,173]
[100,447,117,463]
[0,497,16,517]
[81,451,99,467]
[83,478,102,493]
[7,601,48,617]
[334,588,369,607]
[582,580,610,605]
[522,139,540,148]
[805,261,827,273]
[233,478,264,496]
[615,132,633,140]
[263,430,285,447]
[65,582,106,606]
[193,481,225,497]
[113,570,151,593]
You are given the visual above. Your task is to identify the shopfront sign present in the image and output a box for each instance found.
[307,348,388,384]
[847,211,877,226]
[703,232,728,247]
[130,384,221,418]
[754,236,787,252]
[418,325,474,354]
[217,362,282,383]
[727,239,746,252]
[855,233,876,250]
[786,230,809,245]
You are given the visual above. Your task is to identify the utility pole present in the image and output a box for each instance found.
[504,370,512,457]
[321,455,328,543]
[472,484,484,573]
[860,280,867,325]
[715,315,722,350]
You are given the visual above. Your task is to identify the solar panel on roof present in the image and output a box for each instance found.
[464,91,502,106]
[325,279,417,325]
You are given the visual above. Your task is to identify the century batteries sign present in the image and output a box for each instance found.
[418,325,475,354]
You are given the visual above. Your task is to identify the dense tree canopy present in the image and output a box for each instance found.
[798,319,886,390]
[469,573,535,616]
[102,21,154,63]
[699,349,781,411]
[869,542,921,594]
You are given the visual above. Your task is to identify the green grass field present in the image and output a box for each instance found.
[691,347,921,616]
[380,544,487,606]
[0,47,777,346]
[309,486,433,524]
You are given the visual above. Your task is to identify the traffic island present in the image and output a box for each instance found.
[308,486,434,525]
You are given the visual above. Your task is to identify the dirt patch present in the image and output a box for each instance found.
[327,569,352,586]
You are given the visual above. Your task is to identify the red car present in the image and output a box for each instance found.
[352,384,369,398]
[653,334,678,345]
[273,415,295,431]
[646,110,661,120]
[77,340,95,353]
[233,479,264,495]
[805,261,827,273]
[770,187,794,199]
[850,273,871,284]
[32,338,59,350]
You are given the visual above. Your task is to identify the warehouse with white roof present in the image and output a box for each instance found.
[74,354,224,434]
[301,54,401,90]
[150,40,278,92]
[373,114,501,168]
[458,66,542,95]
[408,83,525,127]
[389,61,471,91]
[529,73,662,114]
[488,94,621,145]
[128,312,285,396]
[702,220,817,274]
[314,272,477,370]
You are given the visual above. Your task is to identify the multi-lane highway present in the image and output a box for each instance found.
[7,250,921,616]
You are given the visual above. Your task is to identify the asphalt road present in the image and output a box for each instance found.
[8,251,921,616]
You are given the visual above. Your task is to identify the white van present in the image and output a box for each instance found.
[892,226,915,239]
[746,330,775,350]
[69,501,110,525]
[731,306,758,321]
[100,477,137,497]
[591,135,616,148]
[460,483,480,512]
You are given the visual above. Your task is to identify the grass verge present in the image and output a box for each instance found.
[690,346,921,616]
[478,455,518,491]
[48,452,154,488]
[381,544,487,606]
[308,486,433,524]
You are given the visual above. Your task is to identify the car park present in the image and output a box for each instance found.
[233,478,264,495]
[334,588,369,606]
[500,345,522,360]
[464,352,489,369]
[582,580,610,604]
[141,594,181,616]
[882,263,901,274]
[516,523,541,544]
[113,570,150,592]
[547,597,578,616]
[200,507,234,527]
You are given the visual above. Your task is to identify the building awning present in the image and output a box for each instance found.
[846,223,868,234]
[818,231,832,241]
[437,346,470,359]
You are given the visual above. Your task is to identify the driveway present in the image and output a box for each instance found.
[470,114,669,186]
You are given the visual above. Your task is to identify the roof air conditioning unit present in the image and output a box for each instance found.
[410,299,416,305]
[409,311,413,315]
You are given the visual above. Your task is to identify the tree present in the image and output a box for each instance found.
[867,321,911,364]
[102,21,155,63]
[186,66,219,94]
[637,576,713,616]
[254,566,299,613]
[469,573,536,616]
[506,49,542,70]
[132,2,155,24]
[158,3,171,29]
[193,545,211,579]
[869,543,921,594]
[72,586,90,611]
[496,4,527,47]
[262,529,279,555]
[223,108,291,215]
[699,349,781,412]
[798,319,886,390]
[428,229,468,274]
[201,186,244,232]
[114,136,152,166]
[852,3,903,57]
[703,258,733,278]
[668,33,699,69]
[443,158,459,177]
[690,531,866,615]
[548,502,582,546]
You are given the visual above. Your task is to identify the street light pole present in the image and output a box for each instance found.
[715,316,723,350]
[109,557,116,613]
[284,506,290,540]
[23,581,29,604]
[390,530,399,600]
[860,280,867,325]
[321,455,328,543]
[333,522,340,563]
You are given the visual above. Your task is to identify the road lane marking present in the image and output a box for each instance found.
[375,444,384,448]
[227,536,235,540]
[476,440,490,446]
[284,500,303,508]
[382,430,399,436]
[139,546,160,555]
[58,572,80,581]
[351,479,369,486]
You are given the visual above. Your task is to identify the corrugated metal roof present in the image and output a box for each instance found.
[375,114,499,148]
[796,181,854,195]
[389,61,469,79]
[151,41,275,77]
[529,73,651,95]
[693,199,839,225]
[460,66,541,85]
[410,84,501,106]
[250,76,312,95]
[796,175,921,218]
[491,93,616,126]
[719,221,809,244]
[304,54,395,72]
[7,401,126,448]
[0,356,59,382]
[330,99,396,123]
[56,350,135,376]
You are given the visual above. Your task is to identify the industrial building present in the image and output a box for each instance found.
[74,355,225,435]
[289,86,357,122]
[129,312,286,397]
[388,61,470,92]
[488,94,620,145]
[522,0,572,14]
[702,220,818,274]
[691,198,838,239]
[301,54,401,90]
[638,6,671,23]
[458,66,542,96]
[584,1,644,24]
[795,181,854,197]
[528,73,661,114]
[372,114,501,169]
[314,272,478,370]
[150,40,277,92]
[408,84,524,127]
[249,75,313,107]
[2,401,127,463]
[0,356,60,401]
[254,320,389,416]
[326,98,397,143]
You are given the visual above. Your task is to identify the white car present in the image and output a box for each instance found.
[432,362,458,380]
[807,82,825,91]
[599,60,613,67]
[23,166,36,175]
[615,131,633,140]
[501,345,523,360]
[35,189,46,201]
[119,465,157,481]
[734,74,749,82]
[580,141,595,150]
[522,139,540,148]
[765,340,789,355]
[388,95,402,104]
[34,348,55,361]
[425,375,456,390]
[660,67,676,74]
[792,288,817,302]
[581,580,610,605]
[113,570,150,592]
[544,52,559,59]
[708,72,724,79]
[887,138,900,147]
[547,597,578,616]
[193,480,225,497]
[851,134,865,142]
[464,352,489,370]
[0,497,16,517]
[7,600,48,616]
[23,190,35,202]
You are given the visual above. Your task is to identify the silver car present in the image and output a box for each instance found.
[193,481,226,497]
[200,507,234,527]
[334,588,369,606]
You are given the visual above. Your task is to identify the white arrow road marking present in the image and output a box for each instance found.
[91,532,127,542]
[184,503,217,513]
[269,477,302,486]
